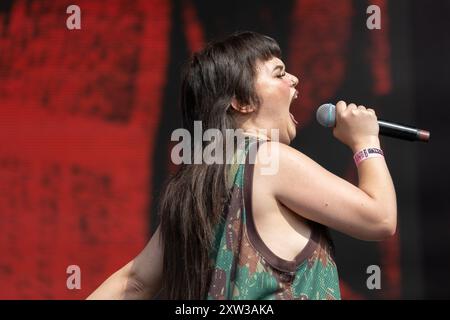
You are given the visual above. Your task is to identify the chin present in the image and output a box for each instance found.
[287,131,296,144]
[280,129,295,145]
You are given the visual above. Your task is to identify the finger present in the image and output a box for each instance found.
[335,101,347,116]
[367,108,376,114]
[358,105,366,110]
[347,103,357,111]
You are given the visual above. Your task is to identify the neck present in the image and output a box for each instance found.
[242,128,271,141]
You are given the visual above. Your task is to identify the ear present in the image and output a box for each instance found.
[230,97,256,114]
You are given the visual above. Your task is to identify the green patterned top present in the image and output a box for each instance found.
[207,136,341,300]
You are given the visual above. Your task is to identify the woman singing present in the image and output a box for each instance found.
[88,31,396,300]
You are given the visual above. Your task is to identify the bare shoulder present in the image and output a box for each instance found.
[253,140,316,203]
[256,140,313,164]
[254,140,319,184]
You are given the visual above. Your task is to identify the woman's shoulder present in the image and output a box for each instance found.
[254,140,314,172]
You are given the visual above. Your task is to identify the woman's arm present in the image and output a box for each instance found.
[257,140,396,241]
[87,226,163,300]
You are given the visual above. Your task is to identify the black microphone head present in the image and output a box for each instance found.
[316,103,336,127]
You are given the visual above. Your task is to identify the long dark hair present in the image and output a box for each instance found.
[158,31,281,299]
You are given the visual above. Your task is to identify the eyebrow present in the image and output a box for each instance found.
[272,65,285,73]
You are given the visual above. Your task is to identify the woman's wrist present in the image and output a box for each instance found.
[351,137,381,154]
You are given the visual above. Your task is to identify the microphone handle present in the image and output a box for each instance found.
[378,119,430,142]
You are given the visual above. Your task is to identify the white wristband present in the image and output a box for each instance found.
[353,148,384,166]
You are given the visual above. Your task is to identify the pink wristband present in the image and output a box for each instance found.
[353,147,384,166]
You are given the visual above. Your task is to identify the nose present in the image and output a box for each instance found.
[290,74,299,87]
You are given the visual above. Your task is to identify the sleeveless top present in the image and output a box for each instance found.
[207,135,341,300]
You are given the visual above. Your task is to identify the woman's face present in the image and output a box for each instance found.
[234,56,299,144]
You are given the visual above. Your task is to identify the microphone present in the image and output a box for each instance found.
[316,103,430,142]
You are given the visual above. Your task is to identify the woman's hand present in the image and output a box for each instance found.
[332,100,380,151]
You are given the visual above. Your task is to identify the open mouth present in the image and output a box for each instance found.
[290,89,299,105]
[289,90,299,125]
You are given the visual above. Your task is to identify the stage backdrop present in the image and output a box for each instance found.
[1,0,449,299]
